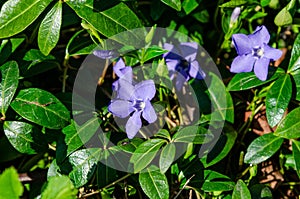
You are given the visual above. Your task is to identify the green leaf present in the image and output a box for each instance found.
[4,121,47,154]
[0,0,52,38]
[0,61,19,118]
[159,143,176,173]
[274,0,296,27]
[292,72,300,101]
[207,73,234,122]
[227,68,284,91]
[173,125,214,144]
[266,75,292,127]
[41,175,77,199]
[292,140,300,178]
[261,0,271,7]
[68,148,100,188]
[232,180,251,199]
[130,139,166,173]
[182,0,199,14]
[274,107,300,139]
[0,167,23,199]
[288,34,300,73]
[142,46,167,63]
[66,2,143,45]
[10,88,70,129]
[201,124,237,167]
[192,10,210,23]
[38,2,62,56]
[62,117,101,155]
[0,38,25,65]
[139,165,169,199]
[219,0,248,8]
[244,133,283,164]
[202,170,235,192]
[161,0,181,11]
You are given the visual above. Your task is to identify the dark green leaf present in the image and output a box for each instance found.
[192,10,210,23]
[288,34,300,72]
[207,73,234,122]
[292,140,300,178]
[0,38,25,65]
[68,148,100,188]
[292,72,300,101]
[201,124,237,167]
[142,46,167,63]
[244,133,283,164]
[274,107,300,139]
[0,137,23,163]
[130,139,166,173]
[4,121,47,154]
[161,0,181,11]
[41,175,77,199]
[202,170,235,192]
[173,125,214,144]
[38,2,62,56]
[232,180,251,199]
[0,0,52,38]
[159,143,176,173]
[182,0,199,14]
[266,74,292,127]
[227,68,284,91]
[139,165,169,199]
[219,0,248,8]
[0,61,19,118]
[0,167,23,199]
[66,2,143,45]
[10,88,70,129]
[261,0,271,7]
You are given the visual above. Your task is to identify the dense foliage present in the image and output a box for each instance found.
[0,0,299,198]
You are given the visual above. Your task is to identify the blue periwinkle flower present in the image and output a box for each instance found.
[108,79,157,139]
[112,59,132,91]
[93,50,118,59]
[163,42,206,89]
[230,25,282,81]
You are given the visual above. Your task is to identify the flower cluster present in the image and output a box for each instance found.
[230,25,282,81]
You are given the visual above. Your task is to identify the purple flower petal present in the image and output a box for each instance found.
[133,80,156,100]
[113,59,126,77]
[142,100,157,123]
[165,59,180,71]
[126,111,142,139]
[108,99,133,118]
[163,43,181,59]
[254,57,270,81]
[263,44,282,61]
[175,72,188,90]
[118,79,135,100]
[248,26,270,47]
[189,60,205,79]
[93,50,118,59]
[230,55,255,73]
[179,42,198,61]
[232,34,252,55]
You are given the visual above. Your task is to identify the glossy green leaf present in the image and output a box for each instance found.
[4,121,47,154]
[266,75,292,127]
[232,180,251,199]
[182,0,199,14]
[207,73,234,122]
[38,2,62,56]
[66,1,143,45]
[202,170,235,192]
[201,124,237,167]
[0,167,23,199]
[292,140,300,178]
[227,68,284,91]
[274,107,300,139]
[130,139,166,173]
[292,72,300,101]
[117,138,144,153]
[68,148,100,188]
[139,165,169,199]
[161,0,181,11]
[159,143,176,173]
[244,133,283,164]
[173,125,214,144]
[142,46,167,63]
[10,88,70,129]
[62,117,101,155]
[0,38,25,65]
[220,0,248,7]
[0,0,52,38]
[0,61,19,118]
[288,34,300,73]
[41,175,77,199]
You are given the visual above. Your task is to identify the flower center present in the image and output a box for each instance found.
[133,99,146,111]
[252,46,264,58]
[176,59,190,73]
